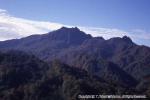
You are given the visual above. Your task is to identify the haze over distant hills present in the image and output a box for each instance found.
[0,27,150,99]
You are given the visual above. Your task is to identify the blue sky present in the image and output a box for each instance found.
[0,0,150,46]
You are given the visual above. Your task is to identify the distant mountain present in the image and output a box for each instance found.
[0,27,150,97]
[57,35,150,81]
[0,27,91,59]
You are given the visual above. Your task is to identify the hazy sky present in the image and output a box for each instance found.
[0,0,150,46]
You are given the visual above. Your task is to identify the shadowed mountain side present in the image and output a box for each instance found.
[0,51,143,100]
[56,52,138,87]
[0,27,150,94]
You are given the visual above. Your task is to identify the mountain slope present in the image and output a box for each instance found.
[0,27,150,93]
[0,27,92,59]
[0,51,142,100]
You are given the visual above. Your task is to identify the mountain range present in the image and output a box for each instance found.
[0,27,150,99]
